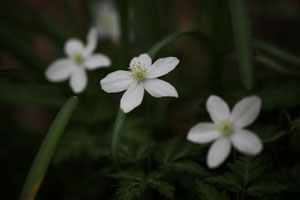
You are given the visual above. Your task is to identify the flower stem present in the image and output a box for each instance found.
[111,109,126,168]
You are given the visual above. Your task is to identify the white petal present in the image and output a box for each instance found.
[143,79,178,98]
[231,96,262,129]
[187,122,221,144]
[207,137,231,169]
[84,27,98,56]
[100,70,134,93]
[120,82,144,113]
[146,57,179,79]
[231,129,263,155]
[84,53,111,69]
[129,53,152,68]
[64,39,84,57]
[45,58,74,82]
[70,67,87,93]
[206,95,230,124]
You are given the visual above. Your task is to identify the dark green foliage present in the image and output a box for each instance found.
[112,170,175,200]
[195,180,230,200]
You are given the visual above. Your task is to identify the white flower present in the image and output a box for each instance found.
[92,0,120,41]
[187,95,263,169]
[100,53,179,113]
[45,28,111,93]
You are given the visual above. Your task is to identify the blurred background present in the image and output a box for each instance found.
[1,0,300,199]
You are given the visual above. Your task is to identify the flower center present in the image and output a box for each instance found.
[72,52,84,64]
[217,120,233,136]
[129,62,147,81]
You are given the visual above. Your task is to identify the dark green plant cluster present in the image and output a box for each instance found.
[1,0,300,200]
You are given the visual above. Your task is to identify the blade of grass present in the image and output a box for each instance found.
[147,30,213,59]
[0,25,47,77]
[254,39,300,66]
[19,96,78,200]
[229,0,254,90]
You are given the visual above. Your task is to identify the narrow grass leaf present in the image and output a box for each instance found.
[19,96,78,200]
[229,0,254,90]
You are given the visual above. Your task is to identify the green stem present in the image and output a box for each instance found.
[111,109,126,168]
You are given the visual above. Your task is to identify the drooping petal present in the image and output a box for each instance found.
[144,78,178,98]
[231,96,262,129]
[206,95,230,124]
[64,39,84,57]
[120,82,144,113]
[231,129,263,155]
[187,122,221,144]
[129,53,152,68]
[45,58,74,82]
[146,57,179,79]
[84,27,98,56]
[207,137,231,168]
[100,70,134,93]
[69,66,87,93]
[84,53,111,69]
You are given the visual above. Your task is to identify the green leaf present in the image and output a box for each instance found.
[53,129,110,164]
[154,137,205,164]
[195,180,230,200]
[19,96,78,200]
[148,180,174,199]
[147,30,212,59]
[0,84,65,106]
[0,25,47,71]
[229,0,254,90]
[116,180,147,200]
[254,39,300,66]
[227,156,266,186]
[162,160,209,177]
[246,182,290,197]
[205,173,241,192]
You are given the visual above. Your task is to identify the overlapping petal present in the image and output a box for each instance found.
[70,67,87,93]
[144,79,178,98]
[120,82,144,113]
[129,53,152,68]
[207,137,231,168]
[100,70,134,93]
[84,54,111,69]
[206,95,230,124]
[146,57,179,79]
[64,39,84,57]
[187,123,221,144]
[231,96,261,128]
[84,28,98,56]
[45,59,74,82]
[231,129,263,155]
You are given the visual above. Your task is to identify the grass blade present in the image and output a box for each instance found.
[19,96,78,200]
[229,0,254,90]
[147,30,213,59]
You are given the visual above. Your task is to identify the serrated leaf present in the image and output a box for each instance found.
[246,182,290,197]
[162,160,209,177]
[227,156,266,186]
[205,173,241,192]
[148,180,175,199]
[195,180,230,200]
[116,180,147,200]
[154,137,204,164]
[53,129,110,164]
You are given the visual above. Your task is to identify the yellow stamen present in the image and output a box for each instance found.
[217,120,233,136]
[129,61,147,81]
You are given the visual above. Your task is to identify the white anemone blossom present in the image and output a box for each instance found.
[187,95,263,168]
[100,53,179,113]
[92,0,119,41]
[45,28,111,93]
